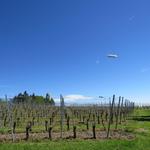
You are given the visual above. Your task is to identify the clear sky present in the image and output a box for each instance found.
[0,0,150,103]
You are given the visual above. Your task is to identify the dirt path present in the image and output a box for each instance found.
[0,130,135,142]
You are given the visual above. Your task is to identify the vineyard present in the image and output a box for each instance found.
[0,95,134,142]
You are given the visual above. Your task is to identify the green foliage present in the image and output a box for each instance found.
[34,96,45,104]
[12,91,55,105]
[0,137,150,150]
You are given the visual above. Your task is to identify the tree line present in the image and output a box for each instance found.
[12,91,55,105]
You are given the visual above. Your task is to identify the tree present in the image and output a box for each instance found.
[45,93,55,105]
[45,93,50,103]
[50,98,55,105]
[12,91,55,105]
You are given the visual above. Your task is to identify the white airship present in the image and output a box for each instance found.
[107,54,118,58]
[99,96,104,98]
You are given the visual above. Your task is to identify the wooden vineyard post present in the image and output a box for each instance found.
[107,95,115,138]
[13,122,16,134]
[92,123,96,139]
[119,97,124,124]
[67,116,70,131]
[4,116,7,127]
[73,126,76,139]
[105,112,108,122]
[124,100,128,122]
[86,118,89,130]
[60,94,65,138]
[110,99,114,124]
[45,120,48,131]
[97,115,100,124]
[25,122,32,141]
[48,127,52,140]
[115,96,121,130]
[26,127,29,140]
[6,96,15,142]
[101,111,106,131]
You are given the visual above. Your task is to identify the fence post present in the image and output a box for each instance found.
[107,95,115,138]
[25,121,32,140]
[67,116,70,131]
[60,94,65,138]
[115,96,121,130]
[73,126,76,139]
[13,122,16,134]
[86,119,89,130]
[119,97,124,124]
[92,123,96,139]
[48,127,52,140]
[45,120,48,131]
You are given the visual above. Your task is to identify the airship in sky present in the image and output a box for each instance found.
[107,53,118,58]
[99,96,104,98]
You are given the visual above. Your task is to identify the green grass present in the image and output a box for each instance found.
[0,137,150,150]
[1,108,150,150]
[133,108,150,116]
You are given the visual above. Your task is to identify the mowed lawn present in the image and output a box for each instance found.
[0,108,150,150]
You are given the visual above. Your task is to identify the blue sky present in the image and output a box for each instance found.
[0,0,150,103]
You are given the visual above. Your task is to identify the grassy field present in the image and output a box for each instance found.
[0,108,150,150]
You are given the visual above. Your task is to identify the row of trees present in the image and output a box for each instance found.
[12,91,55,105]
